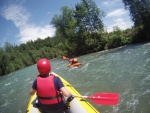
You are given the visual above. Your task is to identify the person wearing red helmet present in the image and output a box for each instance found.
[29,58,72,113]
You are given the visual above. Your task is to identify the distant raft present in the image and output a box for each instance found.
[67,62,83,67]
[26,72,99,113]
[62,56,68,60]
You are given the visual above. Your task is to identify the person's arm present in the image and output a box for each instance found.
[29,88,36,96]
[60,86,72,97]
[30,79,37,96]
[55,77,72,97]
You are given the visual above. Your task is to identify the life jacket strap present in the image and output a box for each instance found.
[38,93,62,100]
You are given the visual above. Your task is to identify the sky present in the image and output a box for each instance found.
[0,0,133,47]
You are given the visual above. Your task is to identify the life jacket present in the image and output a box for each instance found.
[72,58,78,65]
[69,58,78,64]
[37,75,62,105]
[73,58,78,62]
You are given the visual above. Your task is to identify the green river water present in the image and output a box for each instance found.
[0,43,150,113]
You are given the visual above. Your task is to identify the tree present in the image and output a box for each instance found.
[74,0,105,33]
[51,0,105,55]
[122,0,150,41]
[51,6,76,40]
[4,42,14,52]
[0,48,3,60]
[73,0,105,54]
[1,53,11,75]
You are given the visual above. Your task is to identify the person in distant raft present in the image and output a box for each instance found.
[68,58,78,65]
[29,58,72,113]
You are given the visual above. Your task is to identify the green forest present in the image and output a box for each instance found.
[0,0,150,76]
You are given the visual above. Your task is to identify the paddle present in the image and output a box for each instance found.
[62,56,68,60]
[73,92,119,106]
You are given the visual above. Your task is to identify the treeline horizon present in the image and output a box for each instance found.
[0,0,150,76]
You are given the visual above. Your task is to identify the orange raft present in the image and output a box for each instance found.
[67,62,82,67]
[62,56,68,60]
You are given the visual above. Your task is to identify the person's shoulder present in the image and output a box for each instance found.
[54,76,62,82]
[54,76,60,80]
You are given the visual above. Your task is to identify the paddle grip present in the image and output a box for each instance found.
[67,95,74,103]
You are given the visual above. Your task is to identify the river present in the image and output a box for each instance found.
[0,43,150,113]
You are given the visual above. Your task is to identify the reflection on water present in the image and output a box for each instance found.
[0,43,150,113]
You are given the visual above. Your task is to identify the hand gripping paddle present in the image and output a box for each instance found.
[73,92,119,106]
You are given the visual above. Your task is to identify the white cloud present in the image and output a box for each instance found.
[47,12,51,14]
[19,25,55,43]
[104,7,133,32]
[106,8,127,17]
[2,4,56,44]
[103,0,120,6]
[106,18,133,32]
[101,0,133,32]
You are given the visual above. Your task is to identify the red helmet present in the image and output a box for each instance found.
[37,58,51,75]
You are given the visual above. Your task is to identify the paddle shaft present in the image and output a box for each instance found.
[73,95,116,100]
[73,93,119,106]
[73,95,88,98]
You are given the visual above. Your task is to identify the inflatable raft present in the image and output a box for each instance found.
[26,72,99,113]
[67,62,82,67]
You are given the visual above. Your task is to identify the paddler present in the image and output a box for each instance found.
[68,57,78,65]
[29,58,72,113]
